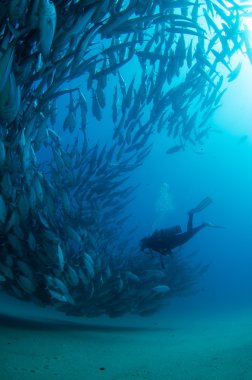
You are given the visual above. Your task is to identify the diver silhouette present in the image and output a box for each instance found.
[140,197,216,256]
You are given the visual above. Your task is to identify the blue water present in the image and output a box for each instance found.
[2,4,252,380]
[1,54,252,380]
[86,55,252,316]
[15,51,252,319]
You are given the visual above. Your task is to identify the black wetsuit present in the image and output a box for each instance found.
[141,213,206,255]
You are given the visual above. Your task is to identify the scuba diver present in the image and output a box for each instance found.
[140,197,217,256]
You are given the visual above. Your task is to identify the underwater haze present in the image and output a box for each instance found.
[1,0,252,379]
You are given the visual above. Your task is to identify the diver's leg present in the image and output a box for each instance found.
[187,211,194,232]
[191,223,207,235]
[172,223,206,248]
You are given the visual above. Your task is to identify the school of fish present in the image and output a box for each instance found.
[0,0,251,317]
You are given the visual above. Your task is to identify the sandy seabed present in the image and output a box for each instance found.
[1,295,252,380]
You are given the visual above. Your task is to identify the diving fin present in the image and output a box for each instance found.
[189,197,213,214]
[205,222,225,229]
